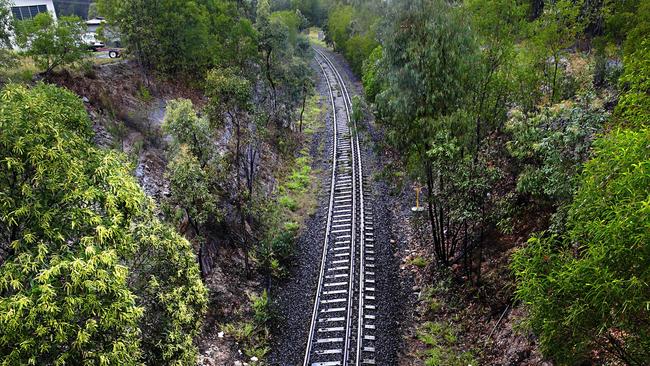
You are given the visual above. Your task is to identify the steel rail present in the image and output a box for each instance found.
[319,48,357,366]
[302,56,341,366]
[302,47,373,366]
[314,49,369,366]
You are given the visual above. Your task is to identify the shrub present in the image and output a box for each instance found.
[278,195,298,211]
[0,83,207,365]
[506,102,607,205]
[409,256,429,268]
[512,127,650,364]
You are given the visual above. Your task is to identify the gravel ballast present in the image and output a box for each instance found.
[268,48,410,365]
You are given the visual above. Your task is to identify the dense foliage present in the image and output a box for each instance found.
[0,0,16,71]
[328,0,649,363]
[98,0,257,75]
[513,127,649,364]
[0,84,207,365]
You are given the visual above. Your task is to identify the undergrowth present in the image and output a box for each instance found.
[222,290,273,363]
[254,94,324,278]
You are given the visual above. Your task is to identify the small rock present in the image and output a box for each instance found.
[250,356,258,362]
[412,285,420,291]
[390,239,396,244]
[82,96,90,103]
[217,331,224,338]
[234,362,243,366]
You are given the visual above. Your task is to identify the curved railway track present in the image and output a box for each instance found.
[303,48,377,366]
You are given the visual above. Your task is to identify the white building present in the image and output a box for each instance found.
[86,17,104,33]
[8,0,57,21]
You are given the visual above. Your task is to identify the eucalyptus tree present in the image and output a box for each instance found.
[530,0,581,103]
[376,0,481,266]
[256,0,287,115]
[162,99,224,276]
[162,98,214,167]
[0,0,16,71]
[205,67,253,271]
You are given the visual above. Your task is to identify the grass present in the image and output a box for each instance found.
[278,195,298,211]
[221,291,273,364]
[409,256,430,268]
[0,56,38,83]
[275,151,317,217]
[301,94,326,135]
[253,92,325,281]
[137,84,153,102]
[417,321,478,366]
[0,53,124,85]
[268,94,326,236]
[93,56,122,66]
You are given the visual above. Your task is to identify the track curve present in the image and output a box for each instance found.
[303,48,377,366]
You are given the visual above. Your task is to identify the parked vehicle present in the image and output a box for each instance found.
[82,32,105,51]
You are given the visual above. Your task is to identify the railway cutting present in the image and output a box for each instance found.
[302,48,377,366]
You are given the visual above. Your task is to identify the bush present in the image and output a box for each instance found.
[616,37,650,128]
[361,45,383,103]
[417,321,477,366]
[0,83,207,365]
[506,102,607,205]
[512,127,650,364]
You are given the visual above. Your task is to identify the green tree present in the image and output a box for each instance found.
[361,45,383,104]
[326,5,353,52]
[616,36,650,129]
[15,13,87,76]
[465,0,526,149]
[530,0,581,103]
[162,99,214,167]
[0,83,207,365]
[205,67,253,271]
[161,99,224,277]
[164,147,221,276]
[257,0,289,114]
[512,127,650,365]
[0,0,16,71]
[98,0,255,75]
[377,0,480,265]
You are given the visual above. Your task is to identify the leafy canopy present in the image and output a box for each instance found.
[14,13,87,75]
[0,83,207,365]
[98,0,257,75]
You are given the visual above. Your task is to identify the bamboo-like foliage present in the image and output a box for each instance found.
[0,84,207,365]
[512,127,650,364]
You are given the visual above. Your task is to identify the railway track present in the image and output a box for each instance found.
[303,48,377,366]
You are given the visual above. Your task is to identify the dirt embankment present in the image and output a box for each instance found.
[49,60,292,365]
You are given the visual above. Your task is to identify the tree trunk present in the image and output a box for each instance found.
[551,54,560,102]
[529,0,545,20]
[425,160,443,264]
[265,50,277,112]
[299,88,307,133]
